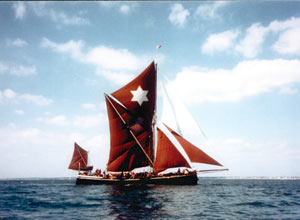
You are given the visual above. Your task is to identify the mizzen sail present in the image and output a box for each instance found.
[68,143,93,171]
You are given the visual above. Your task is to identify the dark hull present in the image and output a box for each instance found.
[76,173,198,185]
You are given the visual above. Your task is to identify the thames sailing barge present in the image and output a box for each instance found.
[69,61,227,185]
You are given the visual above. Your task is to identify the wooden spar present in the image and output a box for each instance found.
[197,168,229,173]
[76,144,87,166]
[105,93,154,167]
[153,62,158,162]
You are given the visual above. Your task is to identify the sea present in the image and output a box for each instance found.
[0,177,300,219]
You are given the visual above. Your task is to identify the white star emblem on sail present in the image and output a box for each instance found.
[130,86,149,106]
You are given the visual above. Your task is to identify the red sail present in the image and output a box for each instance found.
[111,61,156,132]
[153,128,191,173]
[68,142,89,171]
[105,95,152,171]
[165,124,222,166]
[105,61,156,171]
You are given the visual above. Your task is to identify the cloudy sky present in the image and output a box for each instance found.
[1,1,300,178]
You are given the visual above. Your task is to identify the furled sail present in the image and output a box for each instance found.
[165,124,222,167]
[153,128,191,173]
[68,142,93,171]
[105,62,157,171]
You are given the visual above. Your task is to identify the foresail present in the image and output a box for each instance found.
[165,124,222,167]
[68,142,89,171]
[161,76,207,143]
[153,127,191,173]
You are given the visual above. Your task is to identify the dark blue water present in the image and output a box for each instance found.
[0,178,300,219]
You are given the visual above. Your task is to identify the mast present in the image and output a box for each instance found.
[152,61,158,162]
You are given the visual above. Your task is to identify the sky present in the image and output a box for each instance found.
[1,1,300,178]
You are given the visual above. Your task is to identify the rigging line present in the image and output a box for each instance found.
[104,93,154,167]
[161,78,183,136]
[75,144,87,167]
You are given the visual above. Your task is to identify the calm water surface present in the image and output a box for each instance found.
[0,178,300,219]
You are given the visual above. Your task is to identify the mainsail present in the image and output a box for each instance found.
[105,95,151,171]
[105,61,157,172]
[68,142,93,171]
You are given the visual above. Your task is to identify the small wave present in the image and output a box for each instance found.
[236,201,277,208]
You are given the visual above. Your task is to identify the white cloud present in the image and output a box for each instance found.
[119,4,130,14]
[3,89,17,99]
[0,123,110,178]
[83,134,110,170]
[99,2,136,15]
[234,17,300,58]
[29,2,89,26]
[13,2,26,20]
[95,70,135,86]
[195,2,227,20]
[41,38,141,70]
[202,30,239,55]
[81,102,106,111]
[37,115,70,126]
[73,113,107,128]
[15,110,24,115]
[19,93,53,106]
[202,138,300,176]
[0,125,75,178]
[98,2,116,8]
[268,16,300,33]
[279,87,298,95]
[235,23,268,58]
[169,3,190,28]
[270,17,300,56]
[41,38,84,60]
[82,103,96,110]
[10,65,36,76]
[0,89,53,106]
[41,38,152,84]
[273,27,300,55]
[0,62,8,73]
[7,38,28,47]
[0,62,36,77]
[85,46,142,71]
[169,59,300,104]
